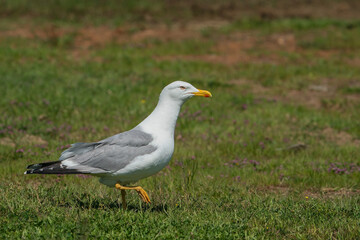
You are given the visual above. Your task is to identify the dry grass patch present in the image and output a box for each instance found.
[0,134,48,148]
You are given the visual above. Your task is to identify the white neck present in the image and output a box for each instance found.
[136,96,183,139]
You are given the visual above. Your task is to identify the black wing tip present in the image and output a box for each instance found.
[26,163,40,169]
[26,160,60,170]
[25,161,85,175]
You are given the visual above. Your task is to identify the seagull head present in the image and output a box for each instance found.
[160,81,212,104]
[138,81,212,132]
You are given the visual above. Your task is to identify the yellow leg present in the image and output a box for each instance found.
[115,183,151,205]
[121,190,127,210]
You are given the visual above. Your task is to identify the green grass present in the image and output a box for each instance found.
[1,1,360,239]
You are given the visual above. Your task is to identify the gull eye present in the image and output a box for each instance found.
[179,86,186,90]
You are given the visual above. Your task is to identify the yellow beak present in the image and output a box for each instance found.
[192,89,212,98]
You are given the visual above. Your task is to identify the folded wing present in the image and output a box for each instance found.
[25,129,156,175]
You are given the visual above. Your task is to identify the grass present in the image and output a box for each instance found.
[1,1,360,239]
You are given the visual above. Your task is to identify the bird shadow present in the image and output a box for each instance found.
[126,203,169,212]
[72,198,169,212]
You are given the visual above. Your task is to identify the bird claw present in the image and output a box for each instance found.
[136,188,151,203]
[115,183,151,205]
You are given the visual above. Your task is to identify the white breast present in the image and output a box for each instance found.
[101,88,182,185]
[111,132,174,184]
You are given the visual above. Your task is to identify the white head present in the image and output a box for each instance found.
[159,81,212,104]
[137,81,212,133]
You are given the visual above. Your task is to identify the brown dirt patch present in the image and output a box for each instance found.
[130,23,203,42]
[284,78,360,109]
[155,32,295,66]
[347,57,360,67]
[186,20,229,31]
[257,185,290,195]
[304,188,360,199]
[284,88,332,109]
[230,78,330,107]
[274,87,359,110]
[0,27,33,39]
[0,135,48,148]
[0,23,301,65]
[304,127,360,147]
[71,24,206,60]
[153,29,352,66]
[252,1,359,20]
[0,23,202,57]
[72,25,197,49]
[258,186,360,199]
[1,0,360,23]
[173,0,360,21]
[229,77,359,110]
[263,33,297,52]
[212,32,297,65]
[321,127,360,146]
[0,137,15,147]
[229,78,269,94]
[230,78,328,107]
[0,21,343,66]
[73,26,121,49]
[0,25,70,41]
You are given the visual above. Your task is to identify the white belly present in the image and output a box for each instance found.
[99,140,174,186]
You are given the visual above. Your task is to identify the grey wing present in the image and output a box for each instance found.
[59,129,157,174]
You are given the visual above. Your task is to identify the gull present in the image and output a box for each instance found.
[25,81,212,209]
